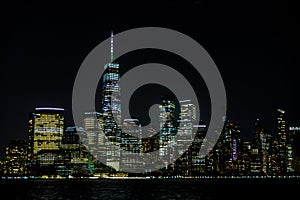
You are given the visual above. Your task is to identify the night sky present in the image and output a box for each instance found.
[1,0,299,158]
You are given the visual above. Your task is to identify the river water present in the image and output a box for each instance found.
[1,178,299,199]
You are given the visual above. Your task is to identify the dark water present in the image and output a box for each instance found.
[1,178,299,200]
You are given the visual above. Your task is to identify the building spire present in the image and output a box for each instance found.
[110,30,114,63]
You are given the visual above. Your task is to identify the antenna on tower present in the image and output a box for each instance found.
[110,30,114,63]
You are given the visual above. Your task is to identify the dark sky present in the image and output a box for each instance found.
[1,0,299,158]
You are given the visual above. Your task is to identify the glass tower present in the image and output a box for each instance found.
[159,95,178,169]
[102,31,122,143]
[102,31,121,171]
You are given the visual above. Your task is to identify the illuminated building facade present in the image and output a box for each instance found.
[277,109,286,144]
[97,113,107,165]
[289,127,300,174]
[2,102,300,177]
[101,32,121,171]
[62,126,81,144]
[286,143,294,173]
[250,120,262,174]
[177,100,196,155]
[210,120,226,175]
[159,95,178,169]
[190,122,207,176]
[260,130,272,174]
[142,126,159,153]
[2,140,28,176]
[173,100,196,176]
[120,119,144,172]
[250,119,271,174]
[83,112,101,160]
[218,120,241,175]
[60,126,94,177]
[277,108,288,174]
[37,150,64,176]
[29,107,64,156]
[269,109,288,175]
[142,127,159,172]
[239,141,251,175]
[102,31,122,144]
[121,119,142,153]
[27,107,64,176]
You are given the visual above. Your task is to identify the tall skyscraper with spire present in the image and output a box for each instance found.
[102,31,122,170]
[102,31,122,138]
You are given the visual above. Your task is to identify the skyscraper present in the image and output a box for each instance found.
[250,119,271,175]
[28,107,64,156]
[97,113,107,165]
[159,95,179,170]
[190,122,207,176]
[177,100,196,153]
[277,109,286,144]
[142,126,160,172]
[120,118,144,172]
[288,127,300,174]
[175,100,196,176]
[102,31,121,171]
[28,107,64,176]
[269,109,288,175]
[61,126,93,177]
[83,112,101,160]
[102,31,122,143]
[218,119,241,175]
[240,141,251,175]
[250,119,263,174]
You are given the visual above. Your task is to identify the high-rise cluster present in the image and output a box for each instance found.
[0,33,299,178]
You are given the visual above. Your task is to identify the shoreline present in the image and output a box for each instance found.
[1,175,300,180]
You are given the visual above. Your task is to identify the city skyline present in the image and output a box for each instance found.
[1,29,299,176]
[1,1,299,166]
[1,104,300,178]
[1,2,299,200]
